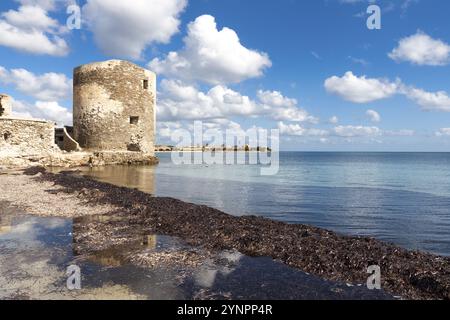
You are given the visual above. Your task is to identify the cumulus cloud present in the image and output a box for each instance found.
[329,116,339,124]
[158,79,258,121]
[333,125,382,138]
[257,90,317,123]
[278,122,328,137]
[324,71,450,113]
[157,119,260,145]
[435,128,450,137]
[389,31,450,66]
[35,100,72,125]
[15,0,59,10]
[277,120,414,140]
[0,4,68,56]
[324,71,399,103]
[149,15,272,85]
[384,129,415,137]
[402,86,450,112]
[0,66,72,101]
[11,98,72,125]
[366,109,381,122]
[158,80,316,124]
[83,0,187,59]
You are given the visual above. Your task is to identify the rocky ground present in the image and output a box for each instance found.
[1,167,450,300]
[0,151,159,169]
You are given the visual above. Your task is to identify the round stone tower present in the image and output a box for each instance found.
[73,60,156,154]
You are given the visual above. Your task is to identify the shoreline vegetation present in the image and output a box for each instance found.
[1,167,450,300]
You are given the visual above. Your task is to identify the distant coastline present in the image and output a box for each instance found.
[155,145,271,152]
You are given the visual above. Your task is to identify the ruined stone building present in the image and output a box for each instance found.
[0,94,57,158]
[73,60,156,155]
[1,60,157,167]
[0,94,12,117]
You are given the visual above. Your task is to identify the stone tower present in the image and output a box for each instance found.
[0,94,12,117]
[73,60,156,155]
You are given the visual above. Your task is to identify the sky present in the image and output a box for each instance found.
[0,0,449,151]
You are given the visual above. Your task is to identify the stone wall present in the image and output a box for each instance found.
[0,95,12,117]
[73,60,156,155]
[34,151,159,168]
[0,118,57,157]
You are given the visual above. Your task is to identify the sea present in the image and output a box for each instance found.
[79,152,450,257]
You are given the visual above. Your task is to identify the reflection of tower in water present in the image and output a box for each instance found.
[71,212,160,268]
[142,234,157,249]
[79,165,156,195]
[0,214,13,235]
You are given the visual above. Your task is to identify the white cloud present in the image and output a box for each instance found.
[334,125,382,137]
[158,79,258,121]
[15,0,58,11]
[257,90,297,109]
[389,31,450,66]
[348,56,369,66]
[149,15,272,85]
[83,0,187,59]
[156,119,256,145]
[329,116,339,124]
[366,109,381,122]
[324,71,399,103]
[0,4,68,56]
[257,90,317,123]
[278,122,328,137]
[158,80,316,124]
[403,87,450,112]
[435,128,450,137]
[324,71,450,113]
[11,98,72,125]
[35,101,72,125]
[384,129,415,137]
[0,66,72,101]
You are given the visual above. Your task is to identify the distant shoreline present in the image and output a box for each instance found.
[155,150,450,153]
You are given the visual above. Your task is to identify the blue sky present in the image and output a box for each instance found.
[0,0,450,151]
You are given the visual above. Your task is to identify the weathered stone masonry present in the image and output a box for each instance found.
[73,60,156,155]
[0,94,12,117]
[1,60,158,168]
[0,117,56,156]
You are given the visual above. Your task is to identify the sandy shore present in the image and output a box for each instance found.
[1,167,450,300]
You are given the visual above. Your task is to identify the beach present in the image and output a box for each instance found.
[1,167,449,300]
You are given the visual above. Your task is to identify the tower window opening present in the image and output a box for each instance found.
[130,116,139,125]
[143,79,149,90]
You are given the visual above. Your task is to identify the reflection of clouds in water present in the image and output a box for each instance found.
[0,216,68,243]
[44,218,68,230]
[221,250,243,263]
[194,250,243,288]
[0,242,145,300]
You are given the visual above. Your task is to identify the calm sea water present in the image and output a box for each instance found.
[80,152,450,257]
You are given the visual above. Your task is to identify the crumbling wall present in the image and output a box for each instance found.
[0,94,12,118]
[0,118,57,157]
[73,60,156,155]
